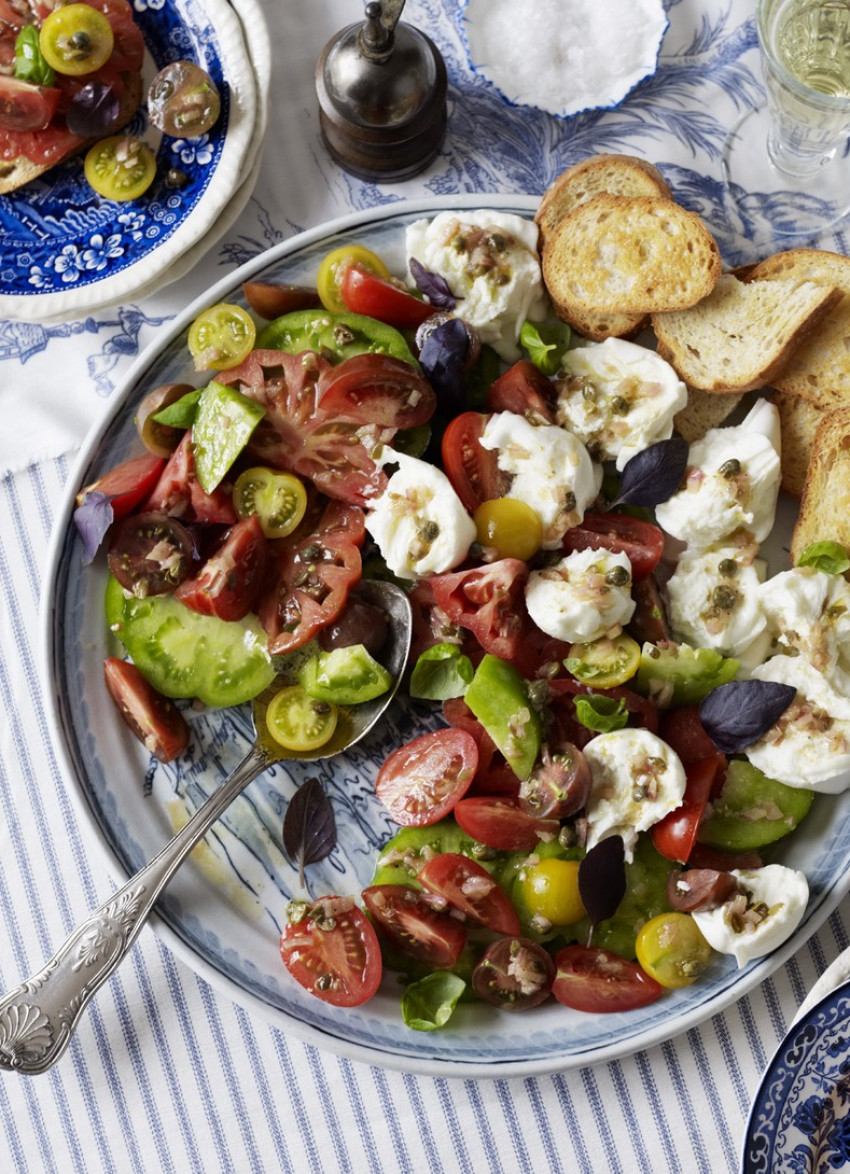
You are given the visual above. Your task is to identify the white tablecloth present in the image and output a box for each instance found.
[2,2,850,1170]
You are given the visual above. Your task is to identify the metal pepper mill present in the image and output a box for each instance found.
[315,0,448,182]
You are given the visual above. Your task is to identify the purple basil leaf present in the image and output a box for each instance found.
[66,81,121,138]
[73,491,114,565]
[283,776,337,890]
[612,436,689,508]
[578,834,626,943]
[418,317,469,410]
[699,679,797,753]
[409,257,460,310]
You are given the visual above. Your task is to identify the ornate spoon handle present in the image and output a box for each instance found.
[0,744,268,1074]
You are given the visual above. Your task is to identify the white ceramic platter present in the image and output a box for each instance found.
[41,195,850,1077]
[0,0,258,323]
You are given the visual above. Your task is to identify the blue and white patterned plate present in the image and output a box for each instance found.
[0,0,259,323]
[41,197,850,1077]
[743,983,850,1172]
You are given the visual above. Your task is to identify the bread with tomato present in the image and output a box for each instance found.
[0,0,144,196]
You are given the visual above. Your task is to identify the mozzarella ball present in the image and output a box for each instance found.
[525,547,635,643]
[691,865,808,968]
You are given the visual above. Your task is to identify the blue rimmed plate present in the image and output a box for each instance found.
[0,0,258,323]
[41,196,850,1077]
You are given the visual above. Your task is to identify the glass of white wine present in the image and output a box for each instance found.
[723,0,850,239]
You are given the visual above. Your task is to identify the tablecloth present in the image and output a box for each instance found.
[2,1,850,1170]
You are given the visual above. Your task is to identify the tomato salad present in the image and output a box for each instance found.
[77,215,839,1030]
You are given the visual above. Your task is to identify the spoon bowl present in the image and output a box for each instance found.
[0,579,411,1075]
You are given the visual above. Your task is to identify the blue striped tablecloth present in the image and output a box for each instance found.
[2,2,850,1170]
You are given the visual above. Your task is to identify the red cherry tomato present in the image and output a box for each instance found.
[418,853,520,936]
[440,411,503,513]
[562,512,665,580]
[429,558,528,661]
[279,899,382,1007]
[339,264,435,330]
[375,728,478,827]
[651,754,726,864]
[77,452,166,521]
[103,657,190,763]
[0,77,61,131]
[486,359,556,423]
[175,515,269,622]
[361,884,468,968]
[453,797,559,852]
[552,945,664,1013]
[144,431,237,525]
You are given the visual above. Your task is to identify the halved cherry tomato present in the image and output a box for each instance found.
[635,912,712,989]
[375,728,477,827]
[361,884,467,968]
[440,411,503,513]
[486,359,557,423]
[339,264,434,330]
[473,498,543,562]
[264,684,338,752]
[107,511,194,596]
[562,512,664,580]
[175,514,268,622]
[84,135,156,201]
[429,558,528,661]
[317,245,390,314]
[0,76,61,131]
[472,937,555,1010]
[188,303,256,372]
[453,796,558,852]
[40,4,114,75]
[143,432,237,525]
[103,657,190,763]
[232,467,307,539]
[552,945,664,1012]
[418,853,520,936]
[651,754,725,864]
[76,452,165,521]
[242,282,321,319]
[279,898,382,1007]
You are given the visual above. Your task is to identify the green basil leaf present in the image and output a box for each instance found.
[574,694,630,733]
[401,972,466,1032]
[153,387,203,429]
[409,642,473,700]
[15,25,55,86]
[797,540,850,575]
[519,319,571,376]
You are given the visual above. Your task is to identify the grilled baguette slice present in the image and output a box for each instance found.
[773,389,826,499]
[791,405,850,563]
[535,154,672,341]
[746,249,850,408]
[673,387,744,444]
[651,273,842,392]
[542,194,721,328]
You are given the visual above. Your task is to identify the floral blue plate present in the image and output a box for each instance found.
[0,0,258,323]
[742,983,850,1172]
[41,197,850,1077]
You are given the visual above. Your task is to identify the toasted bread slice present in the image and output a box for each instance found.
[773,390,826,498]
[746,249,850,408]
[536,155,672,342]
[651,273,842,393]
[791,405,850,562]
[673,387,744,444]
[0,71,142,197]
[542,195,721,327]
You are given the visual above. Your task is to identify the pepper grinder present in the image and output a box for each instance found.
[315,0,448,182]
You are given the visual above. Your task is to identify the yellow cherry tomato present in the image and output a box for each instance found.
[520,858,585,926]
[265,685,338,752]
[316,245,390,313]
[187,303,257,371]
[473,497,543,561]
[566,632,641,689]
[84,136,156,202]
[635,912,712,989]
[233,467,308,539]
[40,4,114,76]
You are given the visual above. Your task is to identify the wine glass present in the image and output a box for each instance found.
[723,0,850,240]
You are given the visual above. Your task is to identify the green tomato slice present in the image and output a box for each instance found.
[696,759,814,851]
[106,574,275,707]
[296,644,393,706]
[255,308,418,366]
[371,818,484,887]
[634,641,740,706]
[464,653,542,781]
[192,380,266,494]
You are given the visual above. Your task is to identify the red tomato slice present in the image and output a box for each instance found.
[144,432,237,525]
[361,884,468,968]
[453,796,559,851]
[486,360,557,423]
[552,945,664,1013]
[103,658,190,763]
[562,512,664,580]
[279,898,382,1007]
[429,558,528,661]
[375,728,477,827]
[77,452,166,521]
[440,411,503,513]
[339,264,435,330]
[659,705,721,766]
[651,754,725,864]
[175,515,268,622]
[0,77,61,132]
[418,853,520,936]
[317,352,436,428]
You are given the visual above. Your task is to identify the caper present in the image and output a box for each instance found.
[719,458,741,477]
[165,168,189,189]
[605,565,631,587]
[612,396,630,415]
[718,558,739,577]
[712,584,739,610]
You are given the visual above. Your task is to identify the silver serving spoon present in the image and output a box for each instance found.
[0,579,411,1075]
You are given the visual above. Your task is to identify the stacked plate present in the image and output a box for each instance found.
[0,0,270,323]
